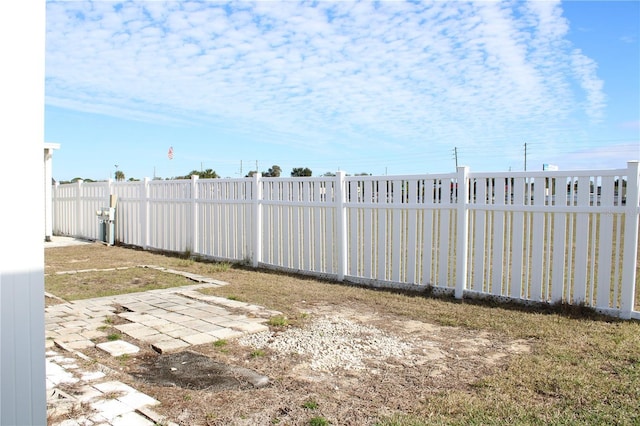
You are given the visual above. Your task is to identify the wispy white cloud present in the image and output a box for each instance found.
[46,1,609,164]
[561,142,640,170]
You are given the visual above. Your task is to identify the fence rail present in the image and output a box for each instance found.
[53,162,640,319]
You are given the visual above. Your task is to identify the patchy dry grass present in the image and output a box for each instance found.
[45,242,640,425]
[45,267,198,301]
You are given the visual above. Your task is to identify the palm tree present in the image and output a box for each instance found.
[291,167,312,177]
[115,170,125,181]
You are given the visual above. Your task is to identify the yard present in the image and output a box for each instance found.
[46,242,640,425]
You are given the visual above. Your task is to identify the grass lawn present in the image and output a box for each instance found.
[45,242,640,425]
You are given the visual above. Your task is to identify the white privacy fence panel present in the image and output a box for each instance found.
[112,180,144,247]
[466,166,638,316]
[52,162,639,319]
[53,180,111,240]
[196,178,254,262]
[146,180,192,253]
[52,181,79,236]
[260,177,339,276]
[343,174,459,291]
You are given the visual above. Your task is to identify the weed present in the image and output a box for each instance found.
[183,394,192,401]
[208,262,232,273]
[104,316,115,325]
[302,400,319,410]
[227,295,240,301]
[213,339,227,347]
[177,258,194,267]
[107,333,121,341]
[309,417,329,426]
[268,315,289,327]
[97,325,109,331]
[118,354,130,364]
[63,401,92,419]
[251,349,265,358]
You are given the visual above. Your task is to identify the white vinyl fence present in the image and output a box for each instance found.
[53,162,640,319]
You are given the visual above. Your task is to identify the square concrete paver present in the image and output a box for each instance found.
[229,321,269,333]
[151,339,190,354]
[118,391,160,409]
[96,340,140,357]
[164,326,194,338]
[181,332,218,345]
[90,399,134,421]
[209,328,244,340]
[62,339,96,350]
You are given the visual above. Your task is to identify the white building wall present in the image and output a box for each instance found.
[0,1,47,424]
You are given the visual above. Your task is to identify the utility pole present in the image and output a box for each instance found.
[453,147,458,169]
[524,142,527,171]
[240,160,243,176]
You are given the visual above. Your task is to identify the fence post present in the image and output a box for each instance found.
[190,175,199,255]
[141,178,149,250]
[52,181,59,236]
[335,171,348,281]
[455,166,470,299]
[252,173,263,268]
[620,160,639,319]
[75,179,83,237]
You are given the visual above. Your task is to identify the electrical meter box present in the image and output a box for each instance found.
[96,207,116,245]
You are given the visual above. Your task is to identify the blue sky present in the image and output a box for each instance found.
[45,1,639,181]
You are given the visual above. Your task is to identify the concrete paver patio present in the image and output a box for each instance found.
[46,261,281,426]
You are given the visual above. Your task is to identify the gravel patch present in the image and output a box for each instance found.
[238,316,414,372]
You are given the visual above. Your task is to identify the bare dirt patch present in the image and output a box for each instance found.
[133,350,269,391]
